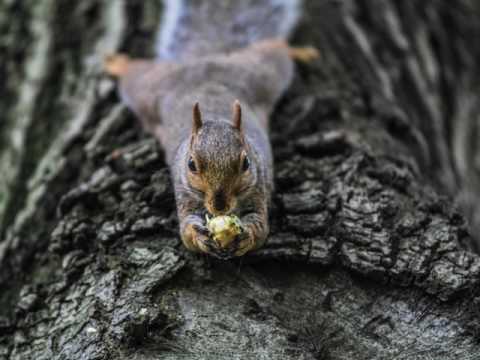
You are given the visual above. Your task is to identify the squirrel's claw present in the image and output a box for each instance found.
[193,223,210,237]
[192,233,215,254]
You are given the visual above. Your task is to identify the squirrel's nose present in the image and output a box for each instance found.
[213,190,227,213]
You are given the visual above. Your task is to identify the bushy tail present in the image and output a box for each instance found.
[157,0,301,61]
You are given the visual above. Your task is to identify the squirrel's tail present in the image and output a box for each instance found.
[157,0,301,61]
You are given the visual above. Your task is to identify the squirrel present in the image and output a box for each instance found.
[104,0,318,258]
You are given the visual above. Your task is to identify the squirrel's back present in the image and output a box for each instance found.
[157,0,300,61]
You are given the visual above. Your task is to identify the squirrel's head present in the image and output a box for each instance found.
[186,101,255,216]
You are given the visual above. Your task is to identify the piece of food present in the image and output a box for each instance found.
[206,215,244,248]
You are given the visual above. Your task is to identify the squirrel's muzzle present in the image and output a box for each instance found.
[213,190,227,212]
[205,189,234,216]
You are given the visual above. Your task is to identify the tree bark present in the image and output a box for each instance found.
[1,1,480,359]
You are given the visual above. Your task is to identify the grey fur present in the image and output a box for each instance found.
[157,0,301,61]
[116,2,298,256]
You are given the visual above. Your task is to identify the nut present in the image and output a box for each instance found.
[206,215,244,248]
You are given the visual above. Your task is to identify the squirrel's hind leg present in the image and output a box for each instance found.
[288,46,319,63]
[103,55,179,132]
[104,54,133,77]
[104,54,168,78]
[249,39,319,63]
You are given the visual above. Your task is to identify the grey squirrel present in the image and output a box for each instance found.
[104,0,318,258]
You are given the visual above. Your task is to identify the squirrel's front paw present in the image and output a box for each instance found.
[233,229,257,257]
[192,223,242,259]
[181,218,260,258]
[185,223,218,254]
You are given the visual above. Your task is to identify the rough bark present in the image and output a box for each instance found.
[1,1,480,359]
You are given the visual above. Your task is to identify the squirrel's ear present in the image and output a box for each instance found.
[232,100,242,131]
[192,102,203,134]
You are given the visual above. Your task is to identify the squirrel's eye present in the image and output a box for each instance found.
[242,156,250,172]
[188,157,197,172]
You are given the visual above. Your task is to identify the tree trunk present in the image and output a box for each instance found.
[1,1,480,359]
